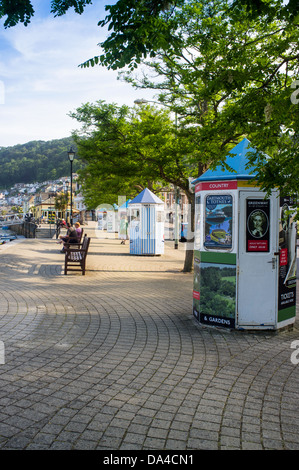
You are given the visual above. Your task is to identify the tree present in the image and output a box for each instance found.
[70,100,199,271]
[118,0,299,202]
[54,192,69,219]
[92,0,299,203]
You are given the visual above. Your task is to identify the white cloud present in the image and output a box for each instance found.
[0,2,154,147]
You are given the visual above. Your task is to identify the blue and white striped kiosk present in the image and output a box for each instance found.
[192,138,297,331]
[128,188,165,255]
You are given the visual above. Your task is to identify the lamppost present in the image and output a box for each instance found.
[65,180,69,222]
[67,147,75,225]
[134,98,180,249]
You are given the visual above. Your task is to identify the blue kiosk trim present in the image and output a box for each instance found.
[192,138,258,184]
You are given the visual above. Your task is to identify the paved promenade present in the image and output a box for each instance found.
[0,224,298,451]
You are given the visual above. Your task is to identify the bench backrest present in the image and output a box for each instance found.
[81,236,90,253]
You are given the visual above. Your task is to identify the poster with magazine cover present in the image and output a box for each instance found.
[278,197,297,312]
[246,199,270,252]
[204,195,233,249]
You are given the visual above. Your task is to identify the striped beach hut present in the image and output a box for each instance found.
[128,188,164,255]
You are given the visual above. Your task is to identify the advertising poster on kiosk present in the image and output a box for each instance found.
[196,193,236,328]
[204,195,233,249]
[246,199,270,252]
[193,252,200,320]
[278,197,297,314]
[199,262,236,329]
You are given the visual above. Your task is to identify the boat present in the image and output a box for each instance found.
[206,209,227,225]
[0,233,17,244]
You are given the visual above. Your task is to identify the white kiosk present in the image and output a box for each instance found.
[192,138,297,331]
[128,188,165,255]
[107,204,118,233]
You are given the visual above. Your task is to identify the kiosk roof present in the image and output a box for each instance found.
[193,138,258,184]
[129,188,164,205]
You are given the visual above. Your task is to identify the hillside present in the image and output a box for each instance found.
[0,137,83,188]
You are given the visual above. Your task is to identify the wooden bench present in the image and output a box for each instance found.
[64,235,90,275]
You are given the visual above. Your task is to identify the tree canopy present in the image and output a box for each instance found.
[70,100,201,271]
[69,100,198,206]
[1,1,298,66]
[0,0,93,27]
[0,137,81,187]
[118,0,299,199]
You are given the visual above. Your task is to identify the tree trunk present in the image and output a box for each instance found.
[182,191,195,273]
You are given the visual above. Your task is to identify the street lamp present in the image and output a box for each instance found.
[134,98,180,249]
[67,147,75,225]
[65,180,69,222]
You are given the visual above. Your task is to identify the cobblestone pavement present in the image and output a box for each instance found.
[0,225,298,451]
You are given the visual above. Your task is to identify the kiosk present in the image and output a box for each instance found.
[96,209,106,230]
[96,204,117,238]
[128,188,164,255]
[107,204,118,233]
[192,138,297,331]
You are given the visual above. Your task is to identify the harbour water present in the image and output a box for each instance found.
[0,227,17,244]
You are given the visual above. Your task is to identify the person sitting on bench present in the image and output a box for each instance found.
[57,223,78,252]
[75,222,83,241]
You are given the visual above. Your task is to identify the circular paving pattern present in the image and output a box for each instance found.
[0,233,298,450]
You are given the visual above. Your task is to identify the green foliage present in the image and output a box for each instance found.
[0,0,93,27]
[229,0,299,23]
[69,100,198,209]
[50,0,93,17]
[0,137,82,187]
[118,0,299,199]
[54,192,68,213]
[0,0,34,27]
[87,0,185,71]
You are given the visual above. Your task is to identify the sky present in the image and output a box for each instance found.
[0,0,155,148]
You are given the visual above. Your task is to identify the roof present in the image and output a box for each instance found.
[129,188,164,205]
[193,138,258,184]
